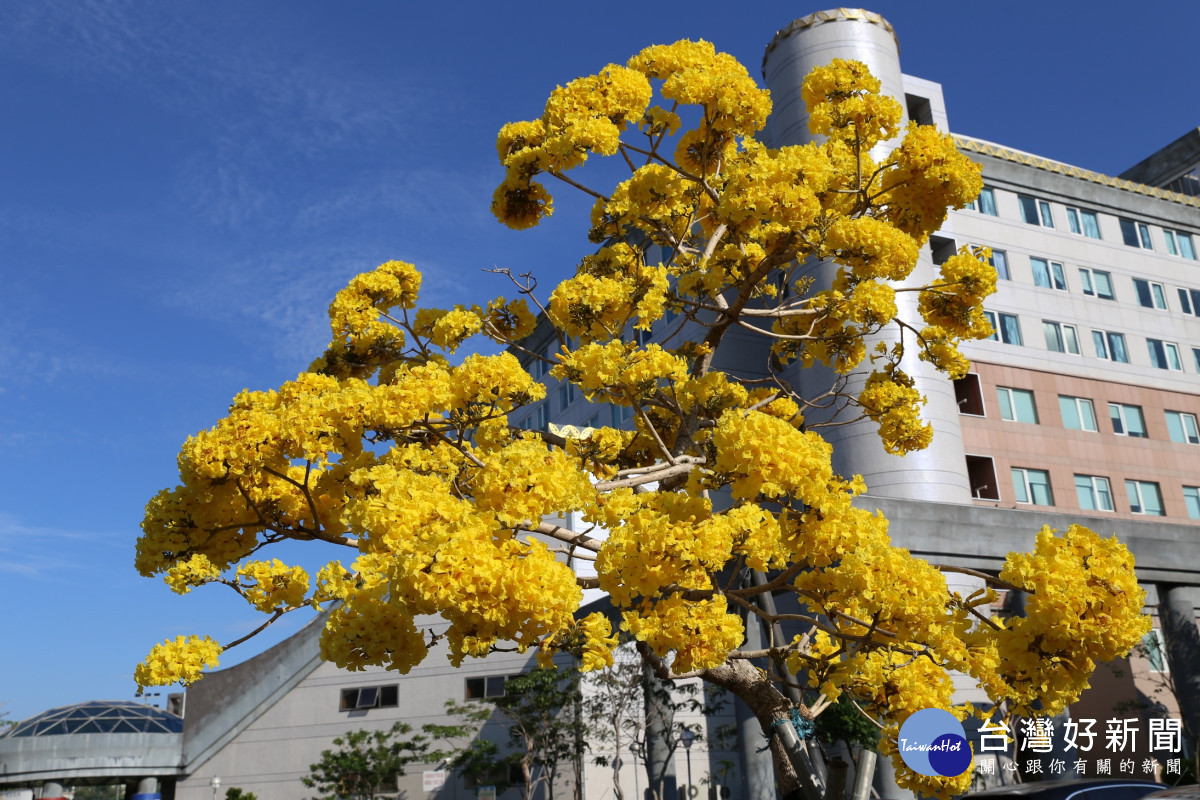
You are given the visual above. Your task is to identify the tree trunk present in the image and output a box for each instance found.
[697,658,804,798]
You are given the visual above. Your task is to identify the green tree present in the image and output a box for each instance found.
[302,722,428,800]
[224,789,258,800]
[430,668,585,800]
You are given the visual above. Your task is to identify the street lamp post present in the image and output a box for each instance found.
[210,776,220,800]
[680,728,695,800]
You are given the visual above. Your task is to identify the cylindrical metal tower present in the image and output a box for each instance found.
[762,9,972,504]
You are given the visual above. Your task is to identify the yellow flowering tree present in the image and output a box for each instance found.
[136,44,1150,799]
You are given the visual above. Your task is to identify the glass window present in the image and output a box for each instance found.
[1120,218,1153,249]
[1177,287,1200,317]
[1030,258,1066,290]
[1043,321,1080,354]
[997,387,1038,423]
[1075,475,1114,511]
[1134,279,1168,309]
[1195,348,1200,373]
[1165,229,1197,259]
[1109,403,1147,437]
[1093,330,1128,363]
[976,187,997,216]
[1039,200,1054,228]
[1144,629,1168,672]
[1181,232,1197,260]
[1067,207,1081,234]
[1012,468,1054,505]
[1148,339,1183,371]
[1185,487,1200,520]
[974,245,1009,280]
[1081,210,1101,238]
[984,311,1021,344]
[1165,411,1200,444]
[1079,268,1115,300]
[1019,195,1040,225]
[1126,479,1164,515]
[1059,396,1098,432]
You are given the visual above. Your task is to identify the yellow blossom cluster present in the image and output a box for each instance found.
[237,559,310,613]
[135,635,223,692]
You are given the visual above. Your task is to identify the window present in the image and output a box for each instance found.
[1093,330,1128,363]
[465,675,511,700]
[1019,195,1054,227]
[1176,287,1200,316]
[1120,218,1153,249]
[984,311,1022,345]
[1012,468,1053,505]
[1164,229,1197,259]
[1185,486,1200,520]
[1075,475,1114,511]
[1059,396,1098,432]
[1079,268,1114,300]
[974,187,997,216]
[558,381,578,412]
[1133,279,1168,309]
[1066,207,1102,239]
[1125,479,1164,515]
[1030,258,1067,290]
[1195,348,1200,373]
[997,387,1038,423]
[954,374,985,416]
[1042,321,1080,354]
[966,455,999,500]
[1165,411,1200,444]
[535,403,548,429]
[610,404,633,426]
[340,685,399,711]
[1147,339,1183,371]
[1143,629,1168,672]
[1109,402,1147,437]
[973,245,1010,280]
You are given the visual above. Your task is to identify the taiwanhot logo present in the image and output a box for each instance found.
[897,708,972,777]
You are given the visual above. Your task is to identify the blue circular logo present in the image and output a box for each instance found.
[897,709,972,777]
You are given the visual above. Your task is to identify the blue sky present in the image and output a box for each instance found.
[2,0,1196,723]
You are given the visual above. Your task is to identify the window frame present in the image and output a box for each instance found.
[974,187,998,216]
[1066,207,1102,238]
[1079,267,1115,300]
[1030,257,1067,290]
[1012,467,1054,506]
[1059,395,1098,432]
[1074,474,1114,512]
[997,387,1038,423]
[1109,402,1148,438]
[1092,330,1129,363]
[1165,411,1200,445]
[1184,486,1200,520]
[1018,195,1054,228]
[1120,218,1153,249]
[1125,479,1164,516]
[1165,229,1197,260]
[984,311,1022,345]
[1148,339,1184,371]
[1042,320,1080,354]
[1133,278,1168,310]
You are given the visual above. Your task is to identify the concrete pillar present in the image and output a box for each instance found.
[1158,584,1200,759]
[761,9,970,503]
[643,660,679,800]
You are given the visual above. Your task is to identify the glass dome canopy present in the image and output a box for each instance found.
[5,701,183,737]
